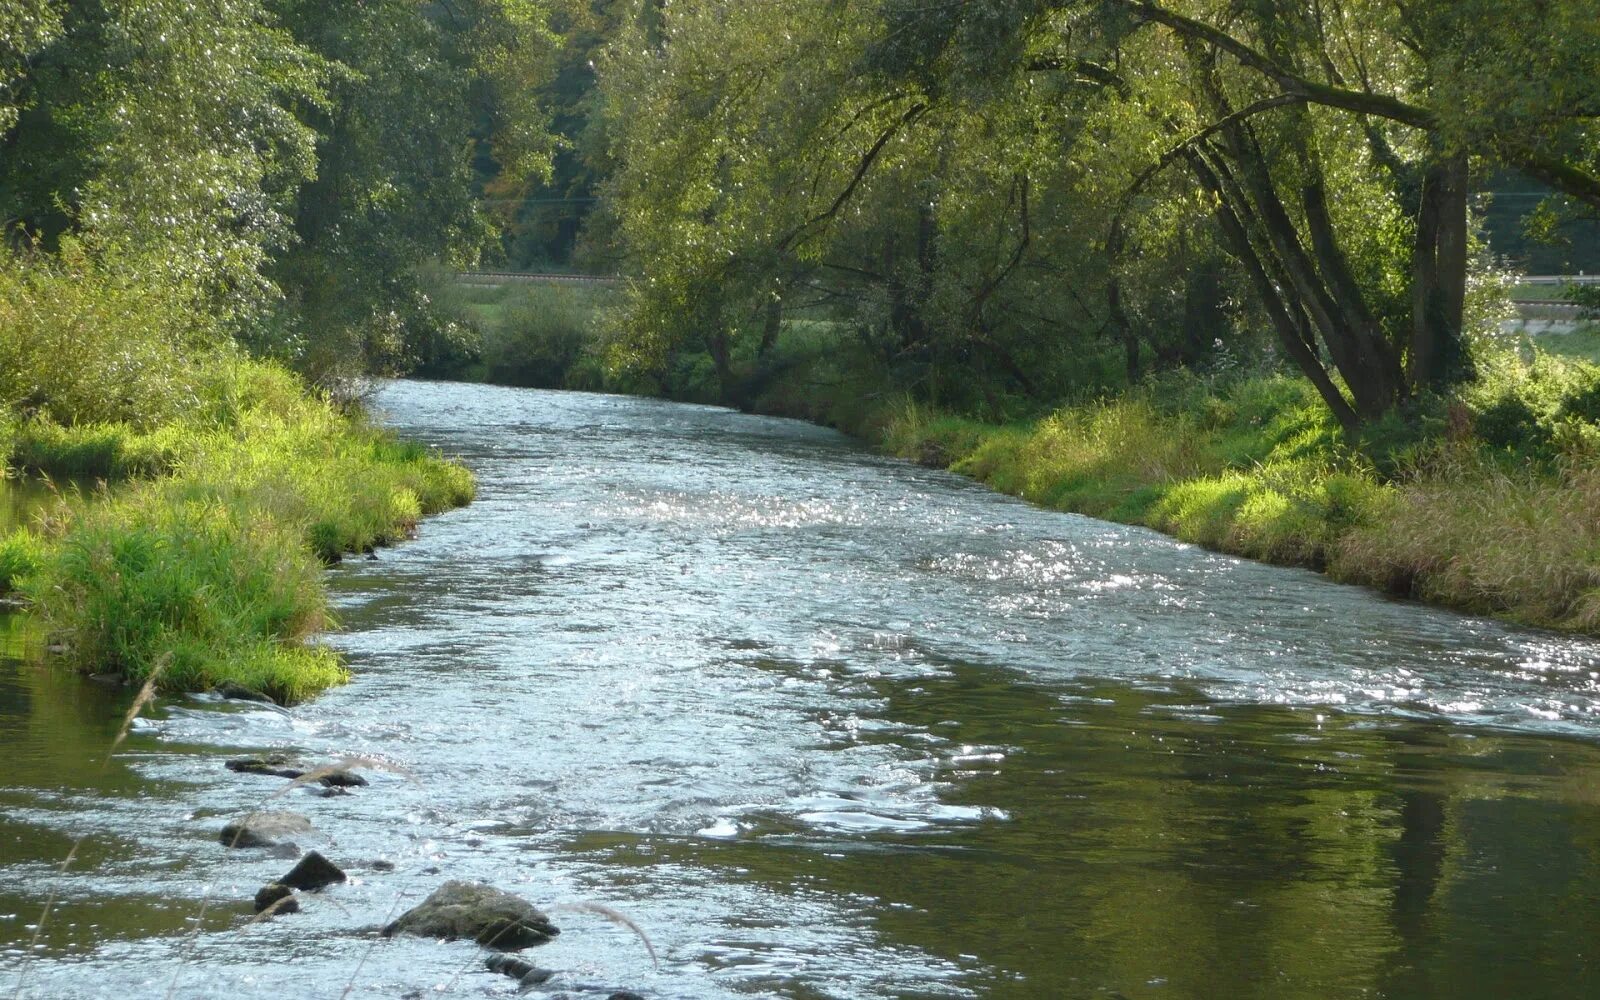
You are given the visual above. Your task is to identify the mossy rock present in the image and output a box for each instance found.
[382,880,559,950]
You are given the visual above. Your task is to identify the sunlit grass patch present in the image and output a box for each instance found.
[0,528,45,596]
[24,493,346,703]
[874,359,1600,633]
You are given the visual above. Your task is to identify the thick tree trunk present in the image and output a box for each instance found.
[1409,152,1470,390]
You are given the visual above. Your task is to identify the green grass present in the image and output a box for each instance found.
[1535,325,1600,365]
[7,361,477,701]
[874,353,1600,633]
[1511,283,1576,302]
[1,252,476,702]
[0,528,45,596]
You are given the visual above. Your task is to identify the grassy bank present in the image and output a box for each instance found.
[871,357,1600,633]
[0,254,474,704]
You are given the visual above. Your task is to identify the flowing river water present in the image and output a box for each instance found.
[5,379,1600,999]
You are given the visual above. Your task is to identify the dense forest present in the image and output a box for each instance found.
[5,0,1600,679]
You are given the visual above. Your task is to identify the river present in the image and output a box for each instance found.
[4,379,1600,999]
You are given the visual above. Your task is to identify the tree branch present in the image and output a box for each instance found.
[779,102,928,252]
[1119,0,1436,129]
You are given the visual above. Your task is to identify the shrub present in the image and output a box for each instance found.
[0,249,215,428]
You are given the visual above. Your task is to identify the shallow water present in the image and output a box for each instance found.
[4,380,1600,999]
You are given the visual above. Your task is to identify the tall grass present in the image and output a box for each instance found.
[878,356,1600,634]
[0,252,475,702]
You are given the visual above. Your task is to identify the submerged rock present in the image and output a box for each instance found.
[254,883,299,915]
[278,850,346,891]
[225,754,306,779]
[317,769,368,789]
[485,954,554,986]
[220,811,313,849]
[382,881,559,950]
[214,681,277,704]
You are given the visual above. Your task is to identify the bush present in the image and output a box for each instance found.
[0,248,215,428]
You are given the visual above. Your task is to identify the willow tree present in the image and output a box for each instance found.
[592,0,1190,406]
[1075,0,1600,424]
[591,0,1600,424]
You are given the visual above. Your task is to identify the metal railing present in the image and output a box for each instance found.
[454,270,620,286]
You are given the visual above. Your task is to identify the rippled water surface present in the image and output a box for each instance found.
[6,380,1600,999]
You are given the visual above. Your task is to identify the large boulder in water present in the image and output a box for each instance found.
[382,881,559,950]
[219,811,313,849]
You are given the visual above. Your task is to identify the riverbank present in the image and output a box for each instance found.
[430,280,1600,634]
[0,255,474,704]
[867,369,1600,633]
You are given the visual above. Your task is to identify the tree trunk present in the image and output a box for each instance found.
[757,295,782,358]
[1187,149,1361,431]
[705,328,733,401]
[1409,152,1470,390]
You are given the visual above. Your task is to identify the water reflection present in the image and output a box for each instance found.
[3,381,1600,999]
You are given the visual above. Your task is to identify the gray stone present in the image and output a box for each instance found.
[382,881,559,950]
[278,850,345,891]
[219,811,313,849]
[254,883,299,915]
[485,954,554,986]
[225,754,306,779]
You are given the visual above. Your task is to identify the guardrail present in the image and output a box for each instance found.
[455,270,621,287]
[1519,275,1600,286]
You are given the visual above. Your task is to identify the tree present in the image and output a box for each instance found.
[265,0,558,380]
[1,0,325,318]
[592,0,1600,426]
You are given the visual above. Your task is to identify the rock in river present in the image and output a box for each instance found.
[382,881,559,950]
[485,954,553,986]
[254,883,299,915]
[219,811,313,849]
[278,850,346,891]
[225,754,306,779]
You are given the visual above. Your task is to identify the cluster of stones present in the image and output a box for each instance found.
[220,754,645,999]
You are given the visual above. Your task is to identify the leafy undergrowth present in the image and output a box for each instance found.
[876,356,1600,634]
[0,255,474,703]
